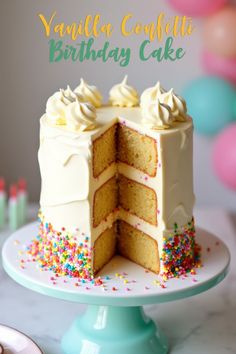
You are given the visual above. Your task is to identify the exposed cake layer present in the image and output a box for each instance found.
[94,223,117,274]
[93,124,117,178]
[118,174,157,226]
[118,208,159,238]
[93,176,118,227]
[117,220,160,273]
[117,124,157,177]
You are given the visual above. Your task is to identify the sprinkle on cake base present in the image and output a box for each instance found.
[27,213,201,283]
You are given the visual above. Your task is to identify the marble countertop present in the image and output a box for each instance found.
[0,206,235,354]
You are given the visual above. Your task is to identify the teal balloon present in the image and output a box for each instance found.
[234,94,236,117]
[182,76,236,135]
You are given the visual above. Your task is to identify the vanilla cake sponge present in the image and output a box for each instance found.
[30,78,199,280]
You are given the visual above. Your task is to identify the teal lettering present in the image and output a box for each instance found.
[84,38,97,61]
[139,37,186,62]
[139,40,150,61]
[163,37,175,61]
[120,48,131,67]
[49,39,63,62]
[151,48,164,61]
[49,39,131,66]
[176,47,185,59]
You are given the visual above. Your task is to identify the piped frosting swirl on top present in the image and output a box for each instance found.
[45,79,188,132]
[65,100,97,131]
[60,85,84,105]
[46,91,67,126]
[140,81,166,108]
[46,85,97,131]
[109,76,139,107]
[140,82,188,128]
[141,99,174,129]
[74,79,103,108]
[160,89,187,122]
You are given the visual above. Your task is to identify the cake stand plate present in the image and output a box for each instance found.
[2,222,230,354]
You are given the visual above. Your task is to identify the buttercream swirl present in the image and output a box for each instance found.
[74,79,103,107]
[160,89,187,122]
[46,91,67,125]
[141,99,174,129]
[109,75,139,107]
[65,100,97,132]
[140,81,166,108]
[60,85,84,105]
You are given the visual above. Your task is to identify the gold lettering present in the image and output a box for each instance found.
[54,23,63,37]
[38,11,56,37]
[93,14,100,38]
[134,23,143,35]
[121,14,133,37]
[156,13,164,41]
[186,18,194,35]
[84,15,93,37]
[173,16,179,37]
[101,23,113,37]
[165,23,170,35]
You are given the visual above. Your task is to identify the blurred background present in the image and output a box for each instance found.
[0,0,235,209]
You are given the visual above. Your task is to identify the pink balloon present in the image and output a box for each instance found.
[212,123,236,190]
[204,6,236,58]
[202,51,236,85]
[168,0,228,17]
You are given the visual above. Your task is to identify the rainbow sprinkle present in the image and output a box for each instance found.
[160,218,201,278]
[27,213,201,287]
[27,213,93,281]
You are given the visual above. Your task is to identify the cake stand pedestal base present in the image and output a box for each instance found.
[62,305,168,354]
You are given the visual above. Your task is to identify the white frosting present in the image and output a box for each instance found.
[39,106,194,229]
[39,115,94,206]
[46,91,67,125]
[65,100,97,132]
[74,78,103,107]
[109,76,139,107]
[140,81,166,108]
[160,89,187,122]
[40,91,194,272]
[39,142,90,205]
[45,86,97,132]
[141,99,174,129]
[60,85,84,105]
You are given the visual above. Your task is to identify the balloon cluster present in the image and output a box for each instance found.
[168,0,236,190]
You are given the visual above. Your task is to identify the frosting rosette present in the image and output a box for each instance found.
[140,81,166,108]
[109,75,139,107]
[74,79,103,108]
[141,99,174,129]
[65,100,97,132]
[46,91,67,125]
[46,85,97,131]
[160,89,187,122]
[46,86,83,125]
[60,85,84,105]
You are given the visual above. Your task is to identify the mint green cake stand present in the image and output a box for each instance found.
[2,222,230,354]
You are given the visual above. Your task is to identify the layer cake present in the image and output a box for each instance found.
[29,77,199,281]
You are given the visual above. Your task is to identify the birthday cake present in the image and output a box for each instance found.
[29,76,200,281]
